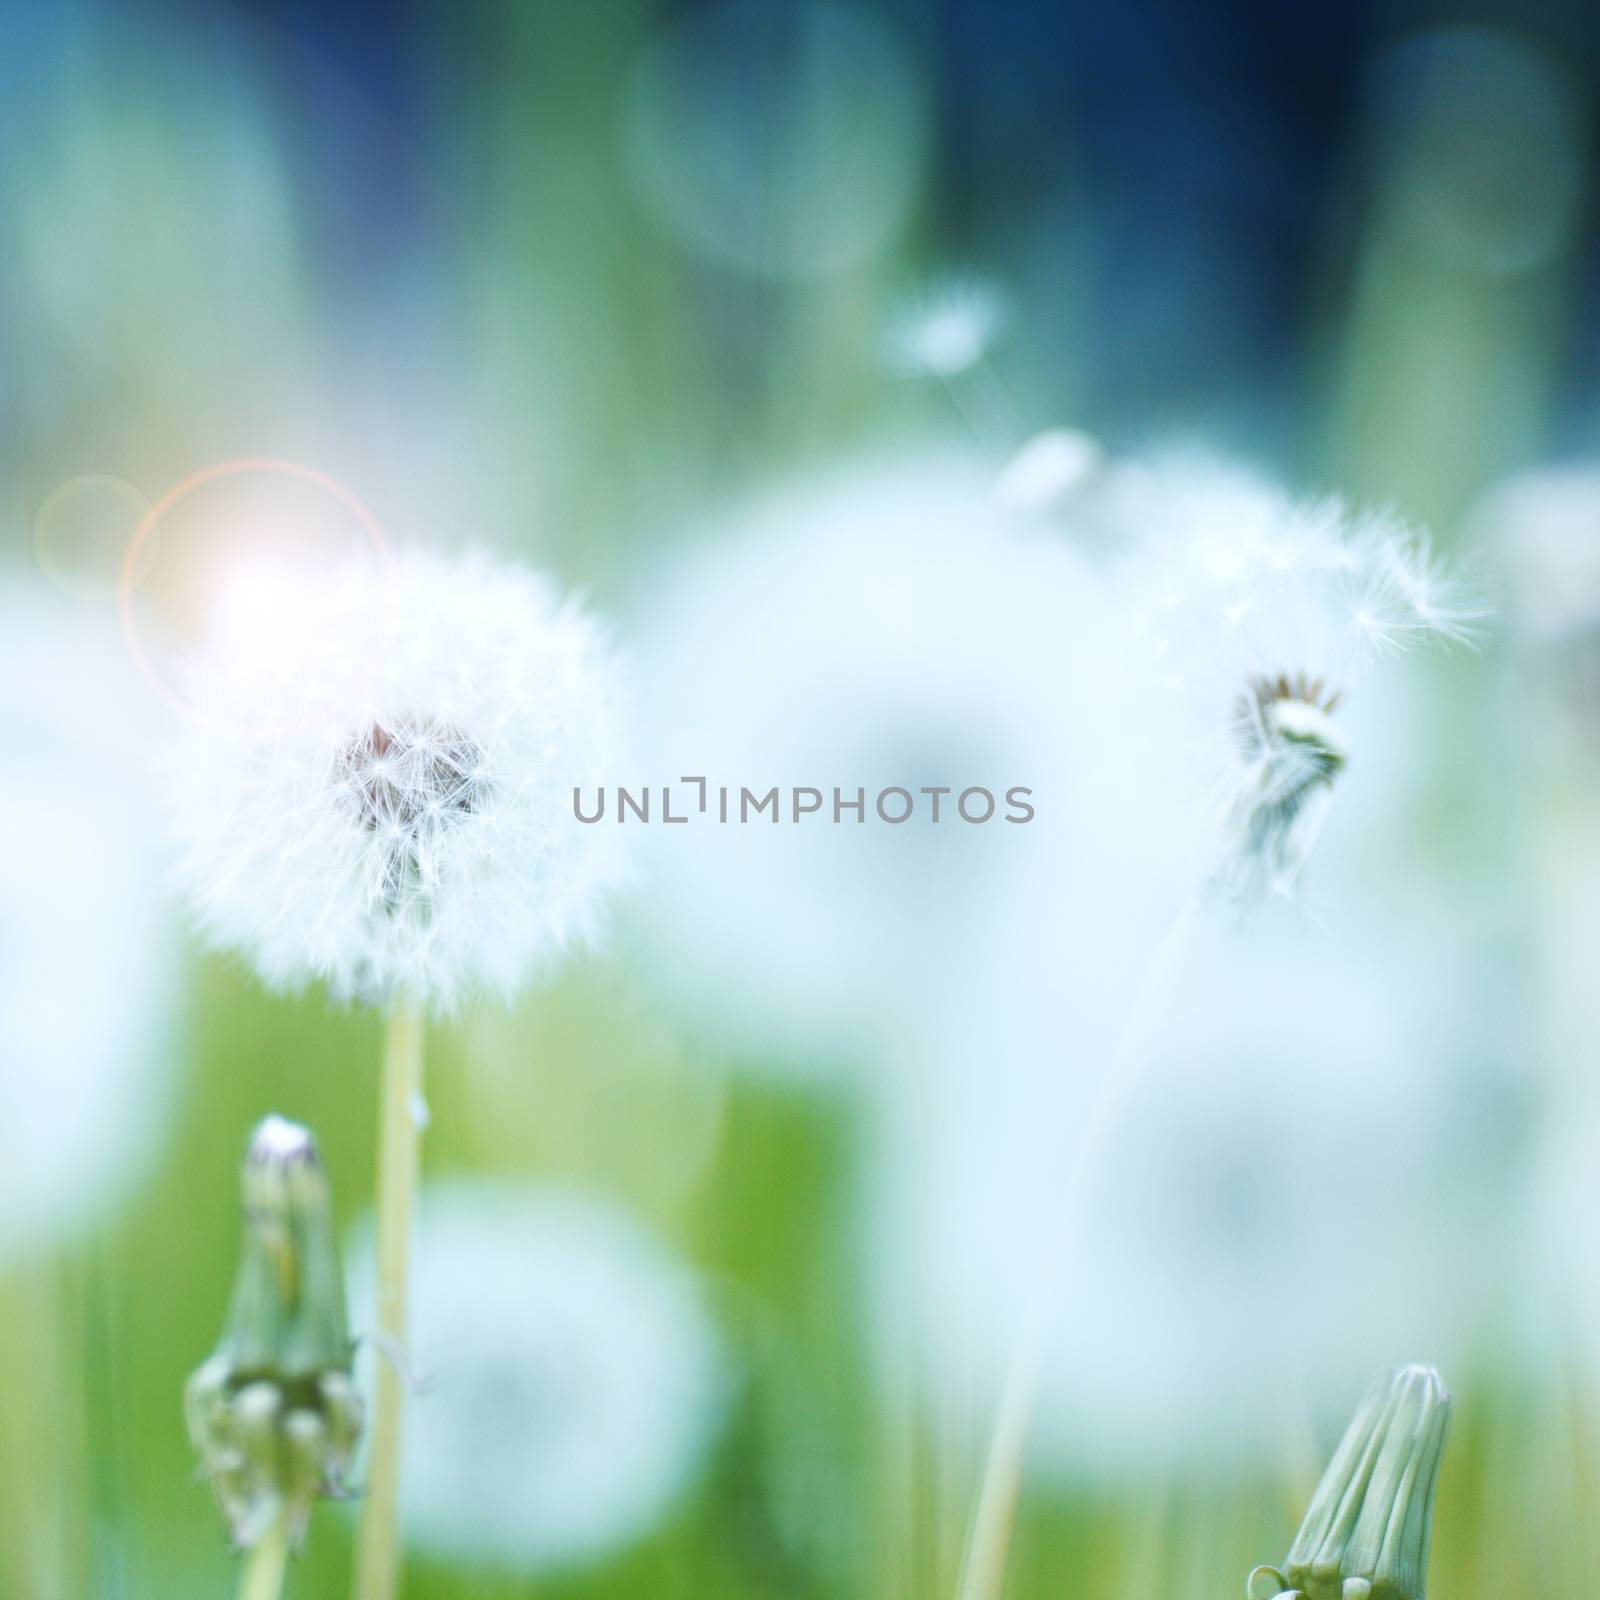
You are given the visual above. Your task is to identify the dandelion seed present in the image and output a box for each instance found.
[345,1183,725,1572]
[171,547,623,1014]
[883,278,1007,378]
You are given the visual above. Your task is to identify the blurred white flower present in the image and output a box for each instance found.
[883,278,1007,378]
[0,580,177,1262]
[888,911,1522,1476]
[346,1182,724,1572]
[626,457,1197,1070]
[170,548,622,1013]
[1098,456,1481,899]
[1470,463,1600,646]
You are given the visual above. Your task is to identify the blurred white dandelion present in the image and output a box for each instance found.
[888,910,1523,1475]
[1470,462,1600,655]
[883,278,1008,379]
[170,547,623,1014]
[1097,455,1482,900]
[1471,466,1600,1218]
[0,579,178,1262]
[346,1182,725,1572]
[626,456,1197,1071]
[933,456,1484,1592]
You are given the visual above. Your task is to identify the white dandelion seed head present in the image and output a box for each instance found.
[1110,458,1480,676]
[1091,456,1482,899]
[171,547,623,1014]
[627,456,1195,1071]
[883,277,1008,378]
[346,1182,725,1572]
[0,579,178,1263]
[886,912,1522,1475]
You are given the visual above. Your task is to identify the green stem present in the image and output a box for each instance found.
[351,1004,425,1600]
[238,1518,289,1600]
[0,1258,84,1599]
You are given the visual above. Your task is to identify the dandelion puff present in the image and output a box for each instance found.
[882,277,1007,379]
[1101,456,1481,901]
[345,1183,725,1573]
[890,918,1509,1476]
[170,547,623,1015]
[628,456,1190,1069]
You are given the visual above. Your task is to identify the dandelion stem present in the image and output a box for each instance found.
[955,897,1200,1600]
[0,1258,89,1598]
[238,1517,289,1600]
[352,1003,425,1600]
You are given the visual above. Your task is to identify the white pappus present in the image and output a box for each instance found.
[169,546,623,1014]
[1095,453,1482,901]
[345,1182,726,1572]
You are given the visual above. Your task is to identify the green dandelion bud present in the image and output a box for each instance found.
[185,1116,363,1551]
[1248,1365,1452,1600]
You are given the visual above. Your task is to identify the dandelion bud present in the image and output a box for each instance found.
[1248,1365,1452,1600]
[186,1116,362,1550]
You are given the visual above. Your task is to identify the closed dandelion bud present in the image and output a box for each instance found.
[186,1116,363,1550]
[1248,1365,1452,1600]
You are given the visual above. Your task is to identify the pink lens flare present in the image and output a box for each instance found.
[117,457,390,720]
